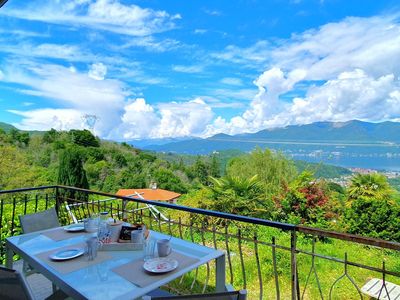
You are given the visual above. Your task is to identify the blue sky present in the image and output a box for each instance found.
[0,0,400,140]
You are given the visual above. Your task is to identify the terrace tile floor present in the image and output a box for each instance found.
[14,260,53,300]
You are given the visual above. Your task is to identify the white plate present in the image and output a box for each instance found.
[49,249,85,261]
[64,223,85,232]
[143,257,178,273]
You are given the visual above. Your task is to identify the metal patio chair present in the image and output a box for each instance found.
[19,207,61,291]
[0,266,34,300]
[142,288,247,300]
[0,266,69,300]
[19,207,60,234]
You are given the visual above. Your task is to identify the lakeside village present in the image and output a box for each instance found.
[332,167,400,187]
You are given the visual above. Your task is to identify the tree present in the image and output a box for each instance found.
[209,174,260,198]
[209,154,221,178]
[348,173,393,201]
[58,148,89,202]
[9,128,30,146]
[0,128,7,144]
[117,169,147,190]
[152,168,187,194]
[69,129,99,147]
[0,146,49,189]
[192,157,209,185]
[345,196,400,241]
[226,148,297,197]
[204,174,273,218]
[112,152,127,167]
[43,128,59,143]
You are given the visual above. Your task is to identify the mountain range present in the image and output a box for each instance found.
[142,120,400,154]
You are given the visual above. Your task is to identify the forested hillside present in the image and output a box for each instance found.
[1,126,399,242]
[0,127,218,194]
[157,149,351,178]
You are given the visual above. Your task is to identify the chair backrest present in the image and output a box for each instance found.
[0,266,34,300]
[143,290,247,300]
[19,207,60,233]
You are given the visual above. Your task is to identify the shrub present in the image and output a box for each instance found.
[344,197,400,242]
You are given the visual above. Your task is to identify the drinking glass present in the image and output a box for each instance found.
[85,236,100,261]
[84,214,100,237]
[143,239,155,261]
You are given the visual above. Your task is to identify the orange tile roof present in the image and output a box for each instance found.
[116,188,181,201]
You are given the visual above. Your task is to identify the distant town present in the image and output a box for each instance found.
[332,167,400,187]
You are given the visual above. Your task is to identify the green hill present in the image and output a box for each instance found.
[0,122,45,136]
[157,149,351,179]
[0,122,17,132]
[294,160,351,178]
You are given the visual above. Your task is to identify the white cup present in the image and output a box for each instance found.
[107,220,123,242]
[157,239,172,257]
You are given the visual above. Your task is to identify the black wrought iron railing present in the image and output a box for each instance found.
[1,186,399,299]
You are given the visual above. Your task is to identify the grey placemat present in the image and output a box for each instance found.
[111,251,199,288]
[41,227,85,242]
[36,243,112,274]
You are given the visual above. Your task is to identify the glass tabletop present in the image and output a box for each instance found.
[7,227,223,300]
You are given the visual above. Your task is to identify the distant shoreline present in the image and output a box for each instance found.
[208,138,400,147]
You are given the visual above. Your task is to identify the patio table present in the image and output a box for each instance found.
[5,227,226,300]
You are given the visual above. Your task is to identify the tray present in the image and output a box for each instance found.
[100,242,144,251]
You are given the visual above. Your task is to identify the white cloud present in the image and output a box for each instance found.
[155,98,213,138]
[0,43,91,62]
[270,15,400,80]
[194,29,207,35]
[211,41,271,66]
[115,98,214,139]
[206,15,400,135]
[220,77,243,86]
[4,63,126,110]
[88,63,107,80]
[5,60,213,139]
[271,69,400,126]
[212,88,257,101]
[4,12,400,140]
[211,15,400,76]
[118,36,180,52]
[0,28,49,38]
[9,108,84,131]
[117,98,160,139]
[207,68,400,135]
[2,0,180,37]
[172,65,204,73]
[203,9,222,16]
[201,96,245,109]
[3,61,126,136]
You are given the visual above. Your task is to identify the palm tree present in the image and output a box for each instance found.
[208,174,260,197]
[348,173,393,201]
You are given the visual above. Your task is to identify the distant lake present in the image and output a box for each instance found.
[261,142,400,171]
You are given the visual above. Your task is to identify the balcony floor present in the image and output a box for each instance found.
[13,260,54,300]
